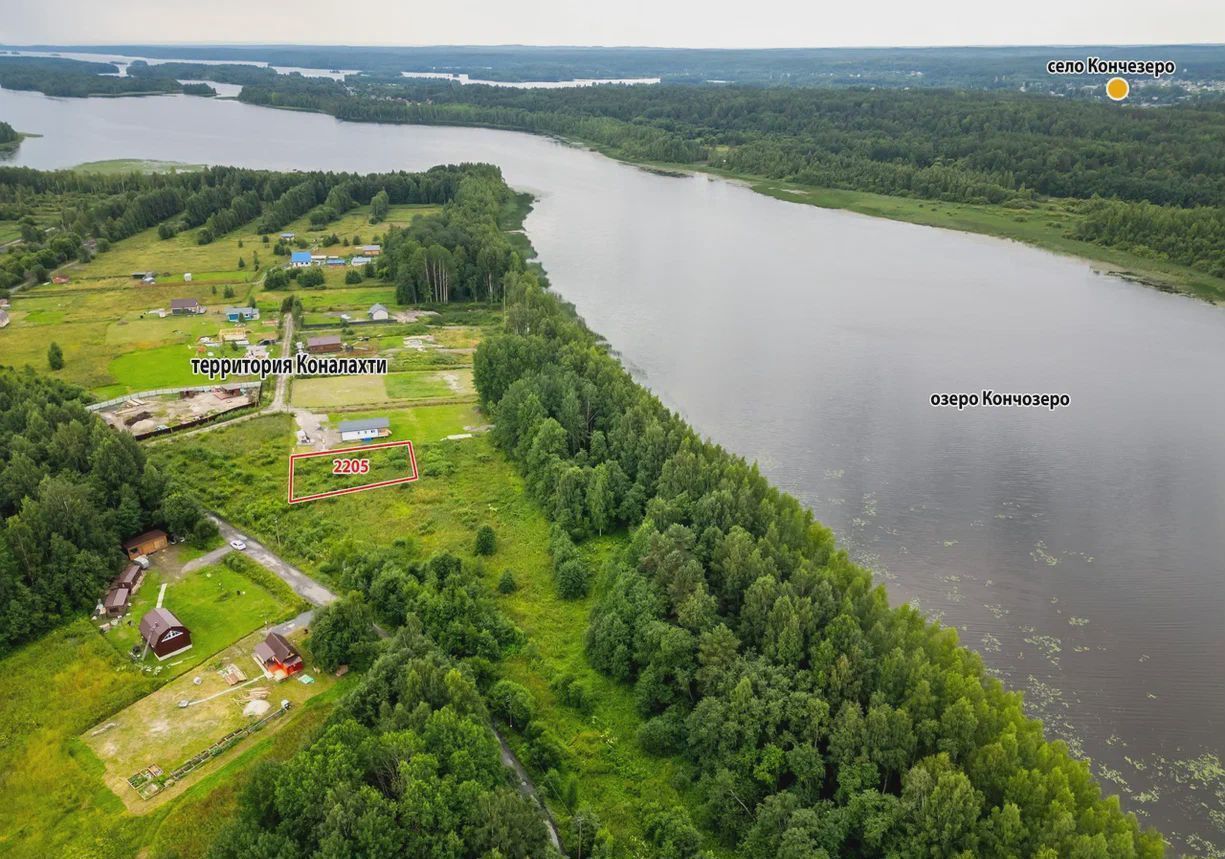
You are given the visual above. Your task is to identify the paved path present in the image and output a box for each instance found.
[207,514,336,607]
[181,544,232,574]
[495,726,565,853]
[271,312,294,412]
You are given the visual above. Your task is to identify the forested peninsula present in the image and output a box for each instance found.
[236,76,1225,301]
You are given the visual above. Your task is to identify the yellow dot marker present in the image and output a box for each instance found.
[1106,77,1130,101]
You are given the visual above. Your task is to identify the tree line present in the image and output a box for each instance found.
[471,259,1167,856]
[0,163,496,289]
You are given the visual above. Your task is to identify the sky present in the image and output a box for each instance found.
[2,0,1219,48]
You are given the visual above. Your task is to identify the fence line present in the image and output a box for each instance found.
[87,381,263,412]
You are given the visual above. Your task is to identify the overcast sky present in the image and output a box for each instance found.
[3,0,1219,48]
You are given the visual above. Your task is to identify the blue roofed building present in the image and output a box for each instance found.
[290,251,313,268]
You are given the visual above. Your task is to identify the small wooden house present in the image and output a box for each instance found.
[123,529,168,560]
[103,587,130,617]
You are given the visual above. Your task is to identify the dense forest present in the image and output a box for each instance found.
[0,120,18,146]
[470,258,1166,856]
[0,163,498,289]
[0,368,168,652]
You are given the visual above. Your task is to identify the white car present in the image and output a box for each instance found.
[229,539,247,551]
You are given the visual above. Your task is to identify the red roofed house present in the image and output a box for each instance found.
[252,631,304,679]
[139,607,192,660]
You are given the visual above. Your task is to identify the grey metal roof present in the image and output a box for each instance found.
[369,303,388,313]
[338,417,390,433]
[139,607,185,641]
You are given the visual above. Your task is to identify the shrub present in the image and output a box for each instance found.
[497,569,518,594]
[344,269,362,284]
[190,517,219,549]
[46,342,63,370]
[474,524,497,556]
[488,679,534,729]
[555,557,589,599]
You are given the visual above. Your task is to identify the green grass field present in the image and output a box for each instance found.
[0,615,341,858]
[0,282,256,391]
[0,621,158,858]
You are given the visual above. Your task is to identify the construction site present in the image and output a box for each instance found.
[97,385,260,438]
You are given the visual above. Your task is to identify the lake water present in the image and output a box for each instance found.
[1,88,1222,853]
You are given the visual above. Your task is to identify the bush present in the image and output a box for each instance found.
[344,269,362,284]
[497,569,518,594]
[46,342,63,370]
[638,710,686,756]
[550,672,594,715]
[474,524,497,556]
[298,267,325,288]
[555,557,589,599]
[189,517,219,548]
[488,679,534,729]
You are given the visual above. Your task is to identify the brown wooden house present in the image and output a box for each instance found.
[139,607,192,660]
[123,529,168,560]
[103,587,130,617]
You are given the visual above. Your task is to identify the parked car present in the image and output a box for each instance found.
[229,539,247,551]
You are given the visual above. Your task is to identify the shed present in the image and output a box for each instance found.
[115,562,143,589]
[123,529,168,559]
[253,632,304,679]
[139,607,192,660]
[306,335,343,354]
[338,417,391,442]
[103,587,130,617]
[350,255,372,266]
[359,244,381,256]
[280,232,295,240]
[367,303,389,322]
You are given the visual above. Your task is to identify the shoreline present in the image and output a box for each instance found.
[256,100,1225,305]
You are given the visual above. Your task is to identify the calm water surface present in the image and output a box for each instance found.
[2,89,1222,853]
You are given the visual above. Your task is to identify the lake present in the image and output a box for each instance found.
[1,87,1222,852]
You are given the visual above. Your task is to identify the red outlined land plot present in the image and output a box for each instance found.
[288,440,419,504]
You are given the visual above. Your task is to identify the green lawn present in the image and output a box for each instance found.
[330,403,485,442]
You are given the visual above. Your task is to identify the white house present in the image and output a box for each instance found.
[368,303,389,322]
[338,417,391,442]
